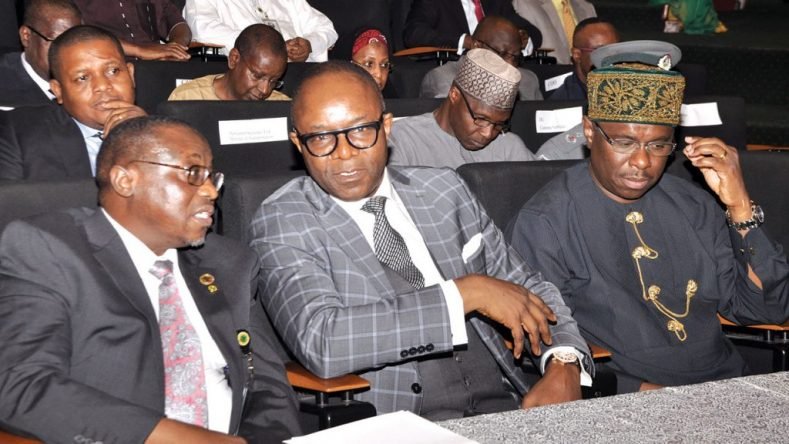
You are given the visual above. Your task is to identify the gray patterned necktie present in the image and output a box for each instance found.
[361,196,425,289]
[150,259,208,427]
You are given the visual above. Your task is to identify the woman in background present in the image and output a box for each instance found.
[650,0,727,34]
[350,28,398,97]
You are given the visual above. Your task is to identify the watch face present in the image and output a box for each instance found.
[753,205,765,223]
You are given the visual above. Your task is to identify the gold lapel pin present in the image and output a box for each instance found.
[199,273,215,285]
[207,284,218,294]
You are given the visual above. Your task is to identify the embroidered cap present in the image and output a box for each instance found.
[587,40,686,126]
[454,48,521,110]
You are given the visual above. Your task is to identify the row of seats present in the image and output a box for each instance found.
[131,59,709,114]
[153,95,747,175]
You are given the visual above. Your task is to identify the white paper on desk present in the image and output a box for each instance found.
[544,72,573,92]
[285,411,478,444]
[535,106,583,133]
[218,117,289,145]
[680,102,723,127]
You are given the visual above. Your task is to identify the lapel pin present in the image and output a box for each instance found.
[237,329,251,354]
[199,273,215,285]
[207,284,218,294]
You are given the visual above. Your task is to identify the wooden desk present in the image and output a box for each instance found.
[188,41,226,62]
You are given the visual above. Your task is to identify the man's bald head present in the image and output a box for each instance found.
[471,16,522,67]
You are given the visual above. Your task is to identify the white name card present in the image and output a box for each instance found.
[0,106,14,111]
[535,106,583,133]
[680,102,723,127]
[218,117,289,145]
[544,72,573,92]
[175,78,193,87]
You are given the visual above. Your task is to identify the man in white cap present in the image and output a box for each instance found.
[389,48,536,169]
[508,40,789,393]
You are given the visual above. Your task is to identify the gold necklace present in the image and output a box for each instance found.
[626,211,697,341]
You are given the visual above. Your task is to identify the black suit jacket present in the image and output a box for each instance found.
[0,52,53,107]
[0,208,301,442]
[0,104,92,180]
[403,0,542,49]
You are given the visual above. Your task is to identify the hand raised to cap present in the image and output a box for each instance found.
[683,136,751,219]
[455,274,556,359]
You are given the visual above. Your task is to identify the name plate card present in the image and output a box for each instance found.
[680,102,723,127]
[535,106,583,133]
[544,72,573,92]
[218,117,289,145]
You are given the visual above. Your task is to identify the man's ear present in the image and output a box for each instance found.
[19,26,31,49]
[382,112,394,138]
[228,48,240,70]
[448,85,461,104]
[582,116,594,147]
[571,47,582,65]
[289,131,304,155]
[50,78,63,104]
[126,62,135,89]
[109,165,136,198]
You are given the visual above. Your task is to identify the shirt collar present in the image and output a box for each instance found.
[20,52,55,100]
[102,208,178,276]
[73,118,103,139]
[332,168,395,213]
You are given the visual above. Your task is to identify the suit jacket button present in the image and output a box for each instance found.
[417,345,426,353]
[408,347,418,356]
[411,382,422,394]
[400,350,409,358]
[426,343,435,352]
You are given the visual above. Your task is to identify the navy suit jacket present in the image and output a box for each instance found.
[0,208,302,442]
[0,104,91,180]
[403,0,543,49]
[0,52,53,107]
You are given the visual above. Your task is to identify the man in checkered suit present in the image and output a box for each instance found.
[249,61,593,419]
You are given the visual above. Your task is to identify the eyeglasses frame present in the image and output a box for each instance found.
[593,121,677,157]
[293,114,385,157]
[129,160,225,189]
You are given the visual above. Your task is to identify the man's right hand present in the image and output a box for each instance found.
[127,42,191,61]
[455,274,556,359]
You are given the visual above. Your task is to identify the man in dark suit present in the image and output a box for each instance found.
[0,115,301,442]
[403,0,542,54]
[250,61,592,419]
[0,0,81,107]
[0,25,146,180]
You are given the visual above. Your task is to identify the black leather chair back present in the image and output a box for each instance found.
[509,100,586,152]
[676,95,747,151]
[523,64,574,98]
[157,100,303,175]
[385,97,442,118]
[0,179,98,232]
[217,172,305,244]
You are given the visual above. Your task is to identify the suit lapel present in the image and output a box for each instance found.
[49,107,93,177]
[179,249,245,429]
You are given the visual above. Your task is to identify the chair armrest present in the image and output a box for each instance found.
[0,430,41,444]
[393,46,455,57]
[285,362,370,394]
[718,314,789,331]
[589,343,612,360]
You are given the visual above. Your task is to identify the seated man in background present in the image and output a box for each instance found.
[547,17,618,101]
[512,0,597,65]
[508,41,789,393]
[184,0,337,62]
[0,115,301,442]
[420,16,542,101]
[404,0,542,57]
[250,61,593,419]
[0,25,145,180]
[169,24,289,101]
[0,0,81,107]
[390,48,537,168]
[73,0,192,61]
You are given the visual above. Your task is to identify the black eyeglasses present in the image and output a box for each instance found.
[26,24,55,42]
[593,121,676,157]
[351,59,394,73]
[130,160,225,189]
[457,88,510,133]
[475,39,522,65]
[294,115,384,157]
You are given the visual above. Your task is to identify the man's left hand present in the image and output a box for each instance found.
[521,358,582,409]
[683,136,751,220]
[286,37,312,62]
[101,101,147,135]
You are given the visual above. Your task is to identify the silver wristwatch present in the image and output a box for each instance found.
[550,351,580,366]
[726,201,765,231]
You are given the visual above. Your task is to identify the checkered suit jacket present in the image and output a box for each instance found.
[249,166,590,414]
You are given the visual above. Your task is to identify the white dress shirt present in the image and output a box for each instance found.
[103,209,233,432]
[333,169,469,346]
[20,53,55,100]
[72,119,102,176]
[184,0,338,62]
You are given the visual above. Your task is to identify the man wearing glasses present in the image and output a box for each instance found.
[508,41,789,394]
[249,61,594,419]
[420,16,542,101]
[169,24,289,102]
[0,115,302,442]
[390,48,536,169]
[0,0,81,107]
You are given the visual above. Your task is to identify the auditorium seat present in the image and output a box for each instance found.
[677,95,747,151]
[133,60,226,113]
[509,99,586,152]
